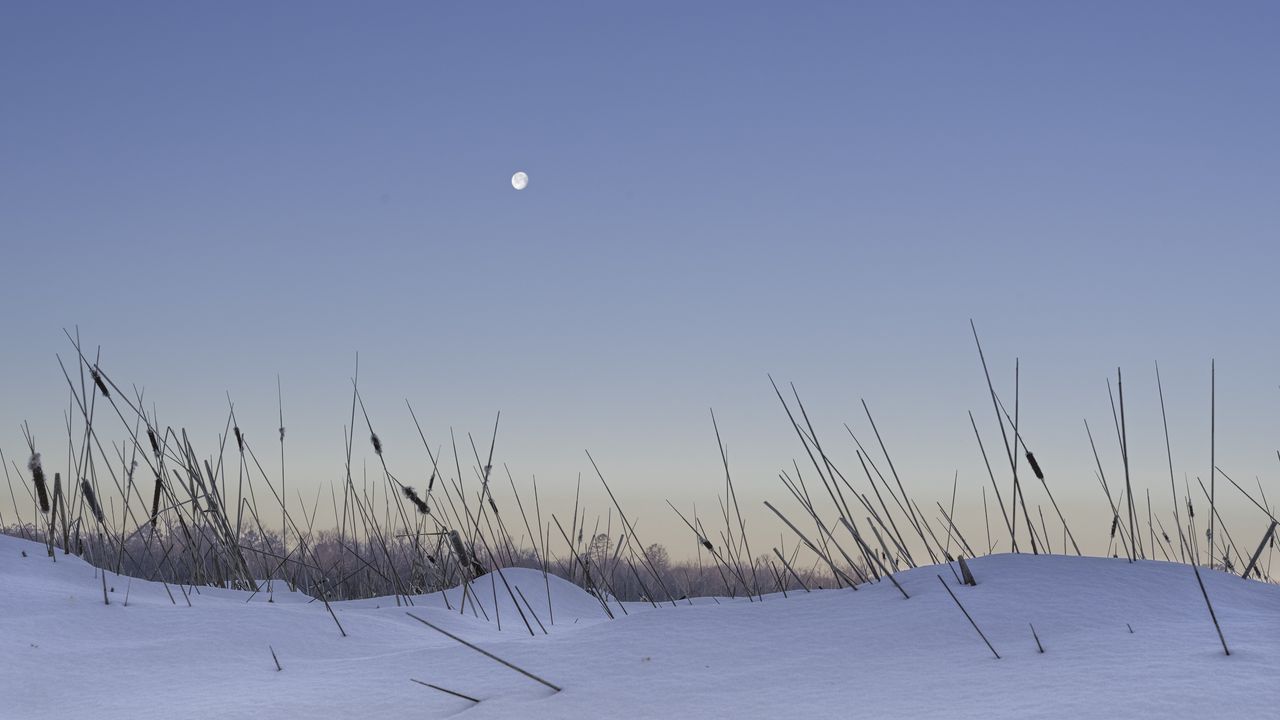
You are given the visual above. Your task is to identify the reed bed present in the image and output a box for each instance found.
[2,326,1276,636]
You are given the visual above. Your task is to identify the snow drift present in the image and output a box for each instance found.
[1,533,1276,718]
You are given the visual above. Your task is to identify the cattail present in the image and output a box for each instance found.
[278,426,285,442]
[149,474,164,528]
[81,479,105,523]
[28,453,50,514]
[1187,499,1195,518]
[1025,451,1044,481]
[699,537,714,551]
[402,485,429,515]
[427,470,436,493]
[91,366,110,398]
[147,428,160,456]
[370,433,382,455]
[1110,515,1119,538]
[448,529,485,575]
[488,496,499,515]
[234,427,244,452]
[51,473,62,520]
[448,529,468,563]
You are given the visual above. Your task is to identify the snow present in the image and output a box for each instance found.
[2,533,1277,718]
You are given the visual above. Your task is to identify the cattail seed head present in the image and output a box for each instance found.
[370,433,382,456]
[147,428,160,456]
[401,485,429,514]
[1109,516,1119,538]
[149,474,164,528]
[234,427,244,452]
[449,529,486,575]
[28,453,50,514]
[1025,451,1044,481]
[91,366,110,398]
[81,479,105,523]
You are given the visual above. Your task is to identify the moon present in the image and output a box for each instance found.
[511,171,528,190]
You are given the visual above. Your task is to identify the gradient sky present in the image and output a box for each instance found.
[3,3,1278,558]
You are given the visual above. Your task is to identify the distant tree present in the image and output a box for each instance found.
[646,543,670,573]
[588,533,612,566]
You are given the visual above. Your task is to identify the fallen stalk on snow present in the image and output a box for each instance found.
[937,574,1000,659]
[405,612,563,693]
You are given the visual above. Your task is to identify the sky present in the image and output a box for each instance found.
[2,2,1279,560]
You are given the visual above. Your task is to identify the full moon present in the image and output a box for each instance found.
[511,171,528,190]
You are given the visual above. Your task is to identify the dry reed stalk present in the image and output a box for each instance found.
[763,501,859,589]
[768,545,808,591]
[1242,520,1278,579]
[410,678,479,703]
[405,612,562,692]
[1177,533,1230,655]
[512,585,548,634]
[969,412,1015,554]
[937,574,1000,659]
[837,517,903,596]
[587,451,677,606]
[1209,360,1216,568]
[970,321,1032,555]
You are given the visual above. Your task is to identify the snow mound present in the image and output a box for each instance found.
[2,533,1277,719]
[341,566,621,627]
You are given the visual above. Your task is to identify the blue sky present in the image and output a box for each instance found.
[2,3,1278,555]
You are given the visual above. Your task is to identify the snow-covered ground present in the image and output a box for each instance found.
[2,533,1276,718]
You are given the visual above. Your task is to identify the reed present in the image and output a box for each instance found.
[410,679,479,704]
[937,574,1000,659]
[1,325,1274,660]
[405,612,562,693]
[28,453,50,514]
[402,486,430,515]
[81,478,105,523]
